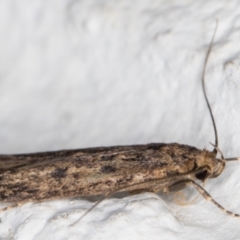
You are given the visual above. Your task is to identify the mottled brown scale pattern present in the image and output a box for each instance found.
[0,143,217,203]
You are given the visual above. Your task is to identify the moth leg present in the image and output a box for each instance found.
[169,180,240,218]
[161,181,190,205]
[162,180,206,206]
[70,191,112,227]
[70,185,158,226]
[162,181,189,193]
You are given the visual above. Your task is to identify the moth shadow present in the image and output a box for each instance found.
[75,191,133,203]
[74,189,181,203]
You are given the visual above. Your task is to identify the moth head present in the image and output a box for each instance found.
[194,150,224,181]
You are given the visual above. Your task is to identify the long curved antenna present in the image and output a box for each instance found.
[202,20,218,152]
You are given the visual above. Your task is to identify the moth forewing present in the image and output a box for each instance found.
[0,143,214,203]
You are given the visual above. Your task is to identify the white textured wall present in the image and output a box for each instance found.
[1,0,240,239]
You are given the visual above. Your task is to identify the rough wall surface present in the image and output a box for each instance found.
[0,0,240,239]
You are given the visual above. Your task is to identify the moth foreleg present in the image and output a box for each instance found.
[169,180,240,218]
[162,181,189,193]
[162,181,195,205]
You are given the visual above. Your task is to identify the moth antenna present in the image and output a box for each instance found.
[202,20,218,152]
[70,181,157,227]
[69,192,116,227]
[189,180,240,218]
[225,157,240,161]
[210,142,224,160]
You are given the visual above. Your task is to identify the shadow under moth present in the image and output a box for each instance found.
[0,22,239,223]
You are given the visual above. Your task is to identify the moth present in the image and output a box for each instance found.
[0,22,239,221]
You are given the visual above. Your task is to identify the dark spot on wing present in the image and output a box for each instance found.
[0,192,8,200]
[101,165,116,173]
[123,157,138,162]
[89,182,100,188]
[73,172,80,179]
[26,189,39,194]
[51,167,68,178]
[105,180,112,186]
[62,185,68,190]
[8,183,27,191]
[101,155,114,161]
[49,190,59,196]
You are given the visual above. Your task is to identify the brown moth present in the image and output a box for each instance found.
[0,22,239,221]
